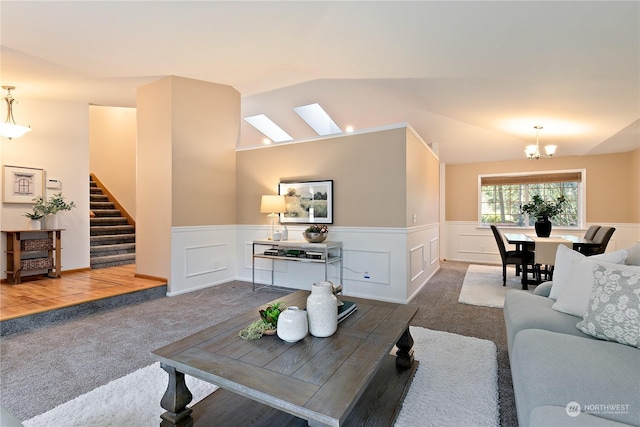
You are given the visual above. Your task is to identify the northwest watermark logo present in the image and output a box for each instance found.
[566,401,630,417]
[566,402,581,417]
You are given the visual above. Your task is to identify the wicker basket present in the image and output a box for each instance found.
[21,239,53,251]
[21,258,54,271]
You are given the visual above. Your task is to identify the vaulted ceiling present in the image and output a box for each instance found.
[1,1,638,164]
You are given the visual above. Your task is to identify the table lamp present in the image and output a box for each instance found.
[260,195,286,240]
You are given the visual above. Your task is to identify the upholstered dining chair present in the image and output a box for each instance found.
[531,237,572,282]
[579,226,616,256]
[490,225,536,287]
[583,225,601,241]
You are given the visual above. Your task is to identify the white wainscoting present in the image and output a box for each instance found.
[443,221,640,264]
[169,224,441,303]
[169,226,237,296]
[406,224,440,302]
[237,224,440,303]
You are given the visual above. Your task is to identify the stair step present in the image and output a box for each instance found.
[90,243,135,257]
[91,209,122,217]
[91,234,136,245]
[91,217,130,226]
[89,175,136,269]
[90,225,135,236]
[90,253,136,269]
[90,201,115,209]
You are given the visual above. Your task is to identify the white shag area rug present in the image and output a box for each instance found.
[458,264,529,308]
[24,327,499,427]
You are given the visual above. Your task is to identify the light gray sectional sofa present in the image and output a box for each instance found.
[504,243,640,427]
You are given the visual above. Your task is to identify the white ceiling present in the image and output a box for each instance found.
[1,1,638,164]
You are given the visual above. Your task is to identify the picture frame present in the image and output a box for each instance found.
[278,180,333,224]
[2,165,45,204]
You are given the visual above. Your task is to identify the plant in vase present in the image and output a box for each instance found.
[259,301,284,328]
[43,192,76,229]
[238,301,284,340]
[303,224,329,243]
[23,197,47,230]
[520,194,566,237]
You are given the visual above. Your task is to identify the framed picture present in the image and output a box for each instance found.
[278,180,333,224]
[2,165,44,204]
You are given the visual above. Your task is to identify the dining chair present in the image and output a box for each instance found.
[490,225,535,287]
[583,225,601,241]
[579,226,616,256]
[532,237,572,282]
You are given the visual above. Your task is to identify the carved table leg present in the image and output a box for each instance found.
[159,363,194,427]
[395,327,415,369]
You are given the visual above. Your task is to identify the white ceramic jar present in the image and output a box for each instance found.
[306,281,338,337]
[277,306,308,343]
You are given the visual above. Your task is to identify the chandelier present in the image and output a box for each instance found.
[525,125,556,160]
[0,86,32,140]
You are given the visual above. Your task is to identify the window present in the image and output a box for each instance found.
[479,170,584,228]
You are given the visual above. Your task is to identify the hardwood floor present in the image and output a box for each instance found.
[0,265,166,321]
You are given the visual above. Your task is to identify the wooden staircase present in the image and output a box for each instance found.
[90,175,135,269]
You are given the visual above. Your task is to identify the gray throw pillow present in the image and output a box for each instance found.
[577,263,640,348]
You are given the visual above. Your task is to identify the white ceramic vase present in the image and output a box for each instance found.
[277,306,308,343]
[28,219,42,230]
[45,214,59,230]
[306,281,338,337]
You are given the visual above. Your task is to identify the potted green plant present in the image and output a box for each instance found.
[259,301,284,328]
[23,197,47,230]
[238,301,285,340]
[45,192,76,214]
[520,194,566,237]
[43,192,76,229]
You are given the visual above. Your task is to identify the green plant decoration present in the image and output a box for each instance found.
[305,224,328,234]
[45,192,76,214]
[259,301,284,327]
[23,196,48,220]
[520,194,566,220]
[238,319,273,340]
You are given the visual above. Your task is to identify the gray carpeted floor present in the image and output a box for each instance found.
[0,261,518,426]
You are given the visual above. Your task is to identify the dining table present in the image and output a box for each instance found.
[503,233,600,287]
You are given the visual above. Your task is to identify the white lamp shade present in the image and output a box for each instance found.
[0,123,31,139]
[525,145,538,157]
[544,145,557,156]
[260,195,286,214]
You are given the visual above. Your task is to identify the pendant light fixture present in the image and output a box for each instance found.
[0,86,32,140]
[525,125,556,160]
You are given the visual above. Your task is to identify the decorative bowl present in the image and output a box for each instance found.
[303,232,328,243]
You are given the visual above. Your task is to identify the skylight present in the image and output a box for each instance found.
[293,103,342,136]
[244,114,293,143]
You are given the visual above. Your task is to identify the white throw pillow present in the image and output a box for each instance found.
[576,263,640,348]
[625,243,640,266]
[552,260,640,317]
[548,245,628,300]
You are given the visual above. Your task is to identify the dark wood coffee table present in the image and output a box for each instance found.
[151,290,418,427]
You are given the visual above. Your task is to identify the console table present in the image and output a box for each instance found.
[3,229,63,284]
[252,239,343,291]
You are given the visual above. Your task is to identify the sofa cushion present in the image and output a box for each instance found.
[503,291,593,355]
[552,260,640,318]
[577,263,640,348]
[626,243,640,266]
[511,329,640,427]
[549,245,628,300]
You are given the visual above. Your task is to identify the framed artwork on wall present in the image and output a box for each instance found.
[2,165,44,204]
[278,180,333,224]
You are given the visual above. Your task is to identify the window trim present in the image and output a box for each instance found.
[477,168,586,229]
